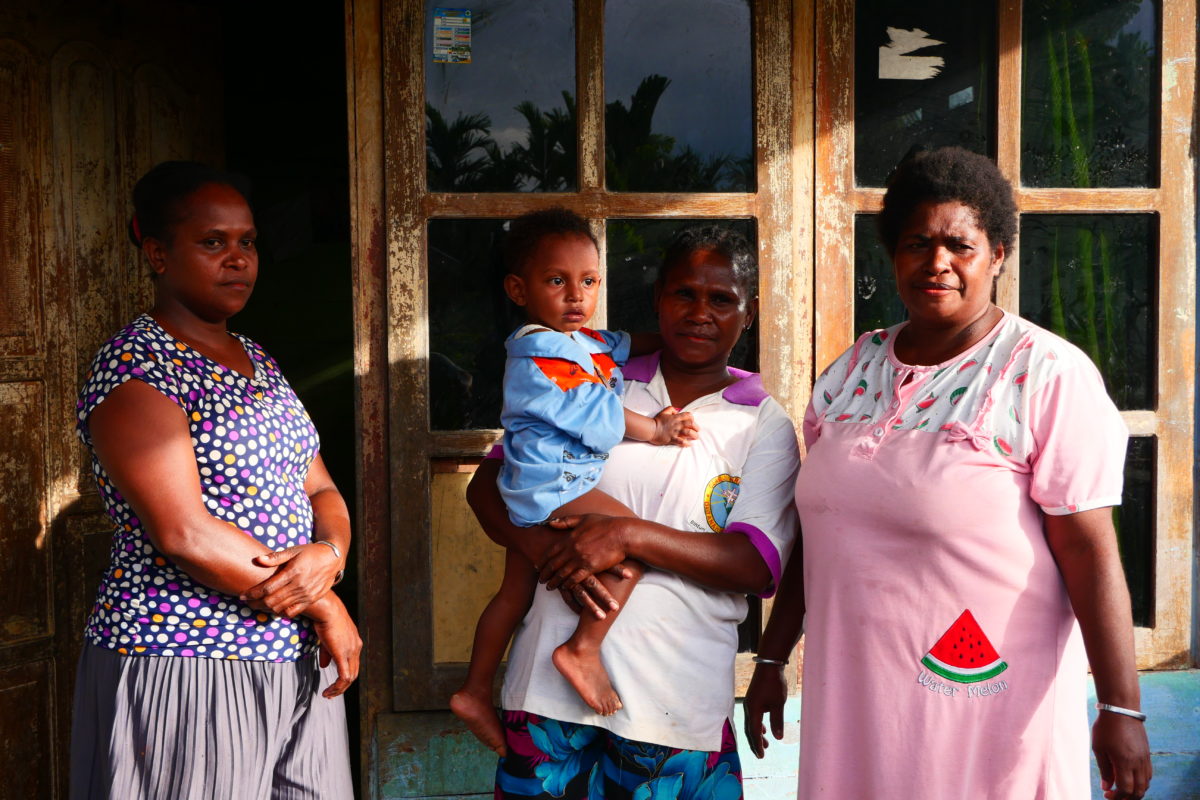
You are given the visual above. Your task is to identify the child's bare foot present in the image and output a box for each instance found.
[450,689,507,756]
[553,641,623,716]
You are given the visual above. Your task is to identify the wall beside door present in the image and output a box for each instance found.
[0,2,221,796]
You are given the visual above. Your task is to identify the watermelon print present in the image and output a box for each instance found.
[854,380,868,396]
[994,436,1013,457]
[1009,406,1021,423]
[958,359,977,373]
[916,418,931,430]
[948,386,967,405]
[823,390,833,404]
[873,391,882,401]
[859,414,873,422]
[1013,371,1027,386]
[835,413,853,422]
[920,609,1008,684]
[871,330,889,345]
[915,394,937,411]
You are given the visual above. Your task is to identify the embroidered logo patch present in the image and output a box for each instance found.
[702,474,741,532]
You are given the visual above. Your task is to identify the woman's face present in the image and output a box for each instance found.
[655,247,756,370]
[147,182,258,322]
[892,200,1004,330]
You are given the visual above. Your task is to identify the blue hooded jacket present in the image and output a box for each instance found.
[498,326,631,526]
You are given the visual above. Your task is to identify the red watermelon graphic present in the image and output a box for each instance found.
[921,609,1008,684]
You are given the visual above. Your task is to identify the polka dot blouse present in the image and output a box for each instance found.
[76,314,319,661]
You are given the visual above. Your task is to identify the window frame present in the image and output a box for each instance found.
[814,0,1197,670]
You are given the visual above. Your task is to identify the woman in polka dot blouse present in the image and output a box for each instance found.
[69,162,360,799]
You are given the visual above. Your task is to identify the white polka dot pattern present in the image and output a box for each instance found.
[76,315,319,661]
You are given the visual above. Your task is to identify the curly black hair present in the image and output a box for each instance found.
[877,147,1016,258]
[129,161,252,248]
[502,207,598,277]
[659,224,758,298]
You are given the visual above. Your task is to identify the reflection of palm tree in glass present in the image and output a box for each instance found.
[426,74,748,193]
[510,93,577,191]
[425,105,519,191]
[606,75,737,191]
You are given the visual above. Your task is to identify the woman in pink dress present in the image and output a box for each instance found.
[744,147,1151,800]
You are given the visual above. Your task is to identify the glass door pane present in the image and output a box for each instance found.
[425,1,578,191]
[1021,0,1158,188]
[604,0,753,192]
[1018,214,1156,410]
[606,218,758,371]
[427,218,513,430]
[854,0,996,186]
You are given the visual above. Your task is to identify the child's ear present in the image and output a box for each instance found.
[503,273,527,306]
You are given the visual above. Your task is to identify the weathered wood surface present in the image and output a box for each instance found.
[0,3,222,795]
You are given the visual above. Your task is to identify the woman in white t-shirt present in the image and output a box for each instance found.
[467,225,800,800]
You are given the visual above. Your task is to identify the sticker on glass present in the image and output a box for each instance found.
[433,8,472,64]
[879,27,944,80]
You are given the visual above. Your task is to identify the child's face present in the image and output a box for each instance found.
[504,233,601,333]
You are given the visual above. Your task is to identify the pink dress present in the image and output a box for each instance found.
[795,313,1127,798]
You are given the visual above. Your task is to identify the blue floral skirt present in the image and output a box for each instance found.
[495,710,743,800]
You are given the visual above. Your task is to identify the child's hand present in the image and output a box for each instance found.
[651,407,699,447]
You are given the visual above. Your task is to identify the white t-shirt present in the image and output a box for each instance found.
[501,353,801,751]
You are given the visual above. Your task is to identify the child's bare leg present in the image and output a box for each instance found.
[548,488,641,716]
[553,559,644,716]
[451,548,536,756]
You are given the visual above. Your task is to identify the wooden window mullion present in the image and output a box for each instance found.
[995,0,1023,312]
[576,0,605,193]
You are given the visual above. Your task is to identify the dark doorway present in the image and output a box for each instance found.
[218,2,359,788]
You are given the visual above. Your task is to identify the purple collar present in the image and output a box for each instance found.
[623,352,769,407]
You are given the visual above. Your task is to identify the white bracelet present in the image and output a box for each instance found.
[1095,703,1147,722]
[313,540,346,585]
[313,539,343,561]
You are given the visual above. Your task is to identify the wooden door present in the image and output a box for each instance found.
[0,3,220,795]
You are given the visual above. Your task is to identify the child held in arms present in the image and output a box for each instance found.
[450,208,698,755]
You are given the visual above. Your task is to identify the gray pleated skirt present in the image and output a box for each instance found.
[70,644,353,800]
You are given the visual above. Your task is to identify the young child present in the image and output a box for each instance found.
[450,208,697,756]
